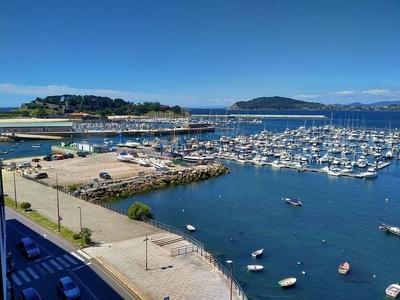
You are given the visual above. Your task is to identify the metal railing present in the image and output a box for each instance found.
[142,217,247,300]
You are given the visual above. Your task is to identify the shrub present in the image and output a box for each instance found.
[127,202,154,220]
[20,202,31,211]
[73,233,80,240]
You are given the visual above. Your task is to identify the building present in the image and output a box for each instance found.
[0,122,73,134]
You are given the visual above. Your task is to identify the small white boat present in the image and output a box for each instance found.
[338,262,350,275]
[247,265,263,272]
[251,248,264,259]
[384,224,400,236]
[124,140,141,148]
[186,224,195,231]
[284,197,302,206]
[363,167,378,178]
[278,277,296,288]
[386,283,400,298]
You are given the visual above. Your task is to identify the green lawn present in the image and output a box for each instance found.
[5,197,87,248]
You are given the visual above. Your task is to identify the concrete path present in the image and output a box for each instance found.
[2,169,243,300]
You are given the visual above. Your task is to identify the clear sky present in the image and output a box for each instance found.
[1,1,399,108]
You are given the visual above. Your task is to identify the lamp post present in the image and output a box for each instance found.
[78,207,83,248]
[227,260,233,300]
[13,168,17,209]
[56,174,60,232]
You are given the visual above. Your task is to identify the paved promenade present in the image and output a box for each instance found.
[2,169,242,300]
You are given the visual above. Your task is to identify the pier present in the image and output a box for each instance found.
[192,114,328,119]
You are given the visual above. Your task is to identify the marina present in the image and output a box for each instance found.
[2,109,400,299]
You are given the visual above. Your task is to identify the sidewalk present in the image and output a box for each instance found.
[2,169,242,300]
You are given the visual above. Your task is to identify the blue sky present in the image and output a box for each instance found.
[1,1,399,108]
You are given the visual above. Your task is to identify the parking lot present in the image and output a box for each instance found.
[3,150,162,187]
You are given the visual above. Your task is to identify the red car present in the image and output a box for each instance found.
[31,158,41,162]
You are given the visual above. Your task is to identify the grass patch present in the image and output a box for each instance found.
[5,197,87,248]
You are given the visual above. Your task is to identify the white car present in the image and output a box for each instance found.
[19,162,32,168]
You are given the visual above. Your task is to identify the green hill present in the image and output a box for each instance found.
[228,96,326,110]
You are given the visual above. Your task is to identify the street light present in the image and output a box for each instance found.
[13,168,17,208]
[56,174,60,232]
[227,260,233,300]
[78,207,83,248]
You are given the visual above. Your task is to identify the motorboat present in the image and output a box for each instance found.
[284,198,302,206]
[247,265,264,272]
[338,262,350,275]
[278,277,296,288]
[251,248,263,259]
[182,152,215,163]
[124,140,141,148]
[384,224,400,236]
[186,224,195,231]
[386,283,400,298]
[363,167,378,178]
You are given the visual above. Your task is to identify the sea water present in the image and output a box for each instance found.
[3,110,400,299]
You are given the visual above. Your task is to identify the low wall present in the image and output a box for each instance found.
[72,162,229,201]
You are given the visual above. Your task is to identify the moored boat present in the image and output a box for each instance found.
[384,224,400,236]
[251,248,263,259]
[386,283,400,298]
[338,262,350,274]
[186,224,195,231]
[284,197,302,206]
[278,277,296,288]
[363,167,378,178]
[247,265,263,272]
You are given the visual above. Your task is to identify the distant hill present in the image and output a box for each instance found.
[348,100,400,107]
[0,107,16,112]
[228,96,325,110]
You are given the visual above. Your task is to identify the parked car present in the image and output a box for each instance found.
[18,237,40,258]
[18,162,31,168]
[43,155,52,161]
[58,276,80,300]
[31,158,41,162]
[76,152,86,157]
[99,172,112,179]
[20,287,42,300]
[34,172,48,179]
[64,152,74,158]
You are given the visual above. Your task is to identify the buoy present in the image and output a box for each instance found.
[322,239,326,243]
[182,209,185,212]
[342,250,345,253]
[386,198,388,202]
[302,271,306,275]
[297,261,301,265]
[261,206,264,209]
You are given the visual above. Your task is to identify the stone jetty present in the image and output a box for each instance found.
[72,162,229,201]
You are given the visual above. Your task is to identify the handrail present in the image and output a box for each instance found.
[142,217,248,300]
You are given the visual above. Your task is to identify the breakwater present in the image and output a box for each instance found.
[72,162,229,201]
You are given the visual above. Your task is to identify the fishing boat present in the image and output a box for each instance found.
[186,224,195,231]
[338,262,350,275]
[284,197,302,206]
[251,248,263,259]
[32,143,42,148]
[386,283,400,298]
[384,224,400,236]
[247,265,263,272]
[278,277,296,288]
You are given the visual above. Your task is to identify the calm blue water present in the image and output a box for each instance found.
[3,110,400,299]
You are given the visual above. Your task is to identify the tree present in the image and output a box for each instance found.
[20,202,31,211]
[127,202,154,220]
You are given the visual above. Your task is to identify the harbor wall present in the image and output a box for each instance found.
[71,162,229,201]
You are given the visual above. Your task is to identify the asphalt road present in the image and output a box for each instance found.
[6,208,138,300]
